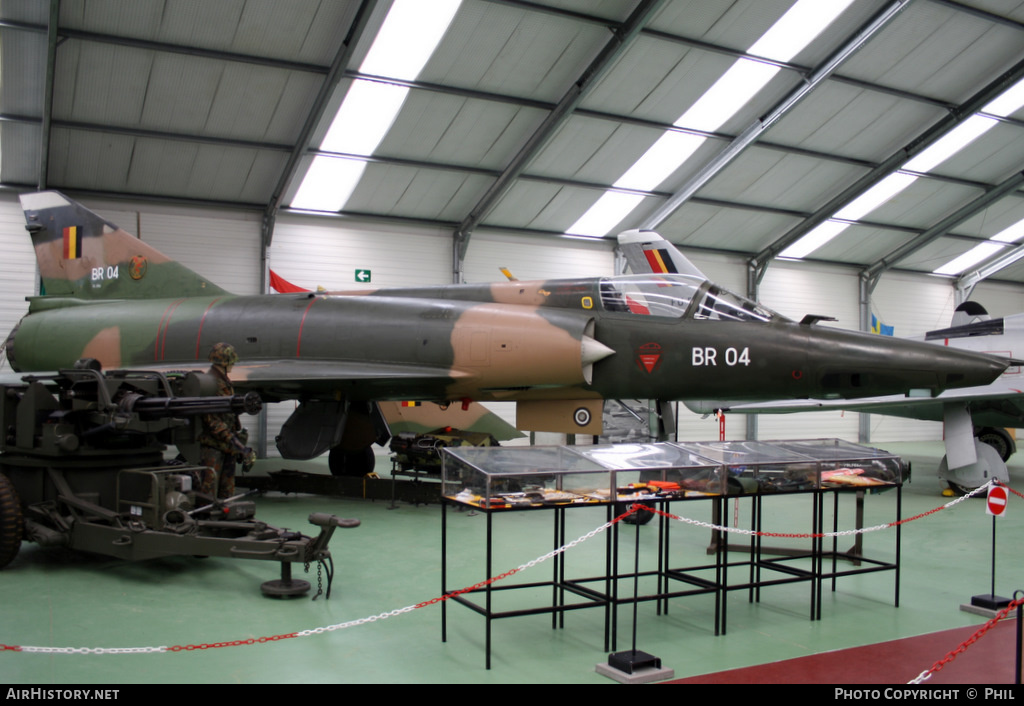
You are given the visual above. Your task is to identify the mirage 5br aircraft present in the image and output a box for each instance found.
[4,191,1014,476]
[617,230,1024,494]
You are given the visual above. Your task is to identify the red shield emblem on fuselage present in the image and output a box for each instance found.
[129,255,148,280]
[637,342,662,373]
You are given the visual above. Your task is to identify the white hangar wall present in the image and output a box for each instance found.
[0,193,37,347]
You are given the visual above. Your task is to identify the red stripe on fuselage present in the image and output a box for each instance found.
[296,297,319,357]
[156,299,187,361]
[194,298,223,359]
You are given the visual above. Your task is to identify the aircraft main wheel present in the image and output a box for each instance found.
[946,481,975,497]
[328,446,376,477]
[977,427,1014,462]
[0,472,23,569]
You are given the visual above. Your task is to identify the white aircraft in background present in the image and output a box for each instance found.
[616,230,1023,494]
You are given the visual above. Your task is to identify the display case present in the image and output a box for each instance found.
[441,439,902,510]
[658,439,902,495]
[441,443,723,509]
[440,439,904,668]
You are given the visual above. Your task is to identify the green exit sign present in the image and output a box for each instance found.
[355,269,371,283]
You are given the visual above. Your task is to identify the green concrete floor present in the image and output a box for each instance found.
[2,441,1022,684]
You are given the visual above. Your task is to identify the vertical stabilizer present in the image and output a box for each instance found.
[19,191,228,300]
[616,229,708,280]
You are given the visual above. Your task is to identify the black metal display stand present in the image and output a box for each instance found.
[441,502,613,670]
[441,485,902,669]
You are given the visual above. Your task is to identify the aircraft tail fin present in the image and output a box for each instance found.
[950,301,990,327]
[19,190,228,300]
[616,229,708,280]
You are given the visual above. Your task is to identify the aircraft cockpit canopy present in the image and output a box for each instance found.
[599,275,782,323]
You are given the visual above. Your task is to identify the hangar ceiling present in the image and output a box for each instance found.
[2,0,1024,291]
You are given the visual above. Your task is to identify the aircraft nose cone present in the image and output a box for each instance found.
[805,327,1008,398]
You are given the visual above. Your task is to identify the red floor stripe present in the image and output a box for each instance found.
[666,621,1022,684]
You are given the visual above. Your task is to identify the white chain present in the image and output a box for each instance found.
[16,645,169,655]
[665,481,992,538]
[6,485,995,655]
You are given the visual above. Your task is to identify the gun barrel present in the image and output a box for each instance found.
[124,391,263,417]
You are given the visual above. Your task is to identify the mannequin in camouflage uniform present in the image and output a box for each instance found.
[198,342,255,498]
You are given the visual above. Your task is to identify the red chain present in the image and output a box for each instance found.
[4,489,1019,656]
[167,633,298,652]
[916,598,1024,680]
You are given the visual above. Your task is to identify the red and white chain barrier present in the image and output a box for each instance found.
[3,480,1020,684]
[909,596,1024,684]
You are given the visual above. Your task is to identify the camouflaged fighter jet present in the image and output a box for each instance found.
[4,191,1015,476]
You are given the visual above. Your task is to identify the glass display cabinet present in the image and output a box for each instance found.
[441,442,723,509]
[439,439,904,668]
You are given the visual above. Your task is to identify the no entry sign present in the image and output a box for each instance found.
[987,485,1008,517]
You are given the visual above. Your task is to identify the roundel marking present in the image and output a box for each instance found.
[574,407,592,427]
[129,255,148,280]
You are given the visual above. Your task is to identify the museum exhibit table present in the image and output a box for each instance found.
[439,439,904,668]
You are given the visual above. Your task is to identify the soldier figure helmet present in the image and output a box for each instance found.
[208,342,239,369]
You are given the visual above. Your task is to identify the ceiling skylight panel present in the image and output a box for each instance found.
[750,0,856,62]
[320,81,410,155]
[290,158,367,212]
[564,0,854,237]
[291,0,461,213]
[932,242,1004,276]
[786,78,1024,261]
[568,192,647,238]
[360,0,461,80]
[932,215,1024,276]
[991,218,1024,244]
[983,77,1024,117]
[675,59,780,133]
[833,173,917,221]
[615,131,706,192]
[780,174,919,259]
[779,220,850,259]
[902,116,997,173]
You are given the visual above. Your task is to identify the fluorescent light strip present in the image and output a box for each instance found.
[779,220,849,259]
[930,215,1024,275]
[290,158,368,212]
[292,0,461,212]
[903,115,997,173]
[568,192,647,238]
[992,218,1024,244]
[933,242,1004,276]
[789,77,1024,261]
[566,0,854,237]
[834,173,918,221]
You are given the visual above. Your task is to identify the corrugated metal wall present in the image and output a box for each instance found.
[0,193,37,362]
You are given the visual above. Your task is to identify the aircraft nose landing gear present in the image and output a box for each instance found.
[938,439,1009,496]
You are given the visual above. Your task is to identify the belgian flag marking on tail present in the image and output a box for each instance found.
[62,226,82,259]
[643,248,678,274]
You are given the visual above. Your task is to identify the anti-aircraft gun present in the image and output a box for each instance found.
[0,361,358,597]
